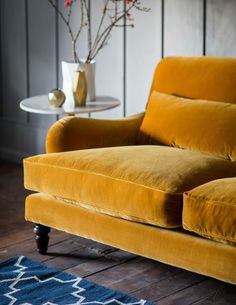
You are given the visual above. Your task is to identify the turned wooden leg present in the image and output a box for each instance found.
[34,224,51,255]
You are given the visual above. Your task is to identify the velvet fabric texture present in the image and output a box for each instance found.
[46,113,144,153]
[150,56,236,103]
[23,56,236,285]
[24,145,236,228]
[183,178,236,244]
[138,91,236,160]
[25,193,236,285]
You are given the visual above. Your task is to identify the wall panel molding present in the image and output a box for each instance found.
[126,0,162,116]
[203,0,207,55]
[90,0,124,119]
[161,0,165,58]
[1,0,236,161]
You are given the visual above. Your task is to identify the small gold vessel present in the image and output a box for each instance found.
[48,89,65,108]
[73,69,87,106]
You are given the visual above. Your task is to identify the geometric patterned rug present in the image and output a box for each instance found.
[0,256,154,305]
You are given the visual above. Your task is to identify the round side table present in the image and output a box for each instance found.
[20,95,120,116]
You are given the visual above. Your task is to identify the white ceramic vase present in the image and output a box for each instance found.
[61,60,96,111]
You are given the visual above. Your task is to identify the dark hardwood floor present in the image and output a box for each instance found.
[0,159,236,304]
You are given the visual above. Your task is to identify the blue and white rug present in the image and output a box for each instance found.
[0,256,153,305]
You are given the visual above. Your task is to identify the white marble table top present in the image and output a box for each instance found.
[20,95,120,115]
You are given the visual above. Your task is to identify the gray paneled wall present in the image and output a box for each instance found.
[164,0,203,56]
[126,0,162,116]
[0,0,236,161]
[206,0,236,56]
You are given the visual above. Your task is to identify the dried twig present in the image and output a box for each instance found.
[48,0,150,63]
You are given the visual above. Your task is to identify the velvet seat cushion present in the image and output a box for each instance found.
[183,178,236,244]
[24,146,236,228]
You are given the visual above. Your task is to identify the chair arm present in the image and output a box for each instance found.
[46,112,144,153]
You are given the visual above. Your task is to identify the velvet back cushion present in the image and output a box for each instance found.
[138,91,236,160]
[150,57,236,103]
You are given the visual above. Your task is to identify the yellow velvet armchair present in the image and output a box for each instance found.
[24,57,236,285]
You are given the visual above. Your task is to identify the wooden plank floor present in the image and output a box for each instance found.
[0,160,236,304]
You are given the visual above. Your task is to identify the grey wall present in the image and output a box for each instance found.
[0,0,236,162]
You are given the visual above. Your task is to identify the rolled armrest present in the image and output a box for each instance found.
[46,113,144,153]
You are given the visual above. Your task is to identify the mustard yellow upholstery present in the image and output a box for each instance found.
[46,113,144,153]
[25,193,236,285]
[138,91,236,160]
[24,145,236,228]
[150,56,236,103]
[183,178,236,244]
[23,56,236,285]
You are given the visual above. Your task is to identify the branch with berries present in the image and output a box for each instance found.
[48,0,150,63]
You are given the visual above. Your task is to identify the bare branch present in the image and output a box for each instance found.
[86,0,109,62]
[88,0,140,61]
[48,0,81,62]
[82,0,92,60]
[48,0,150,63]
